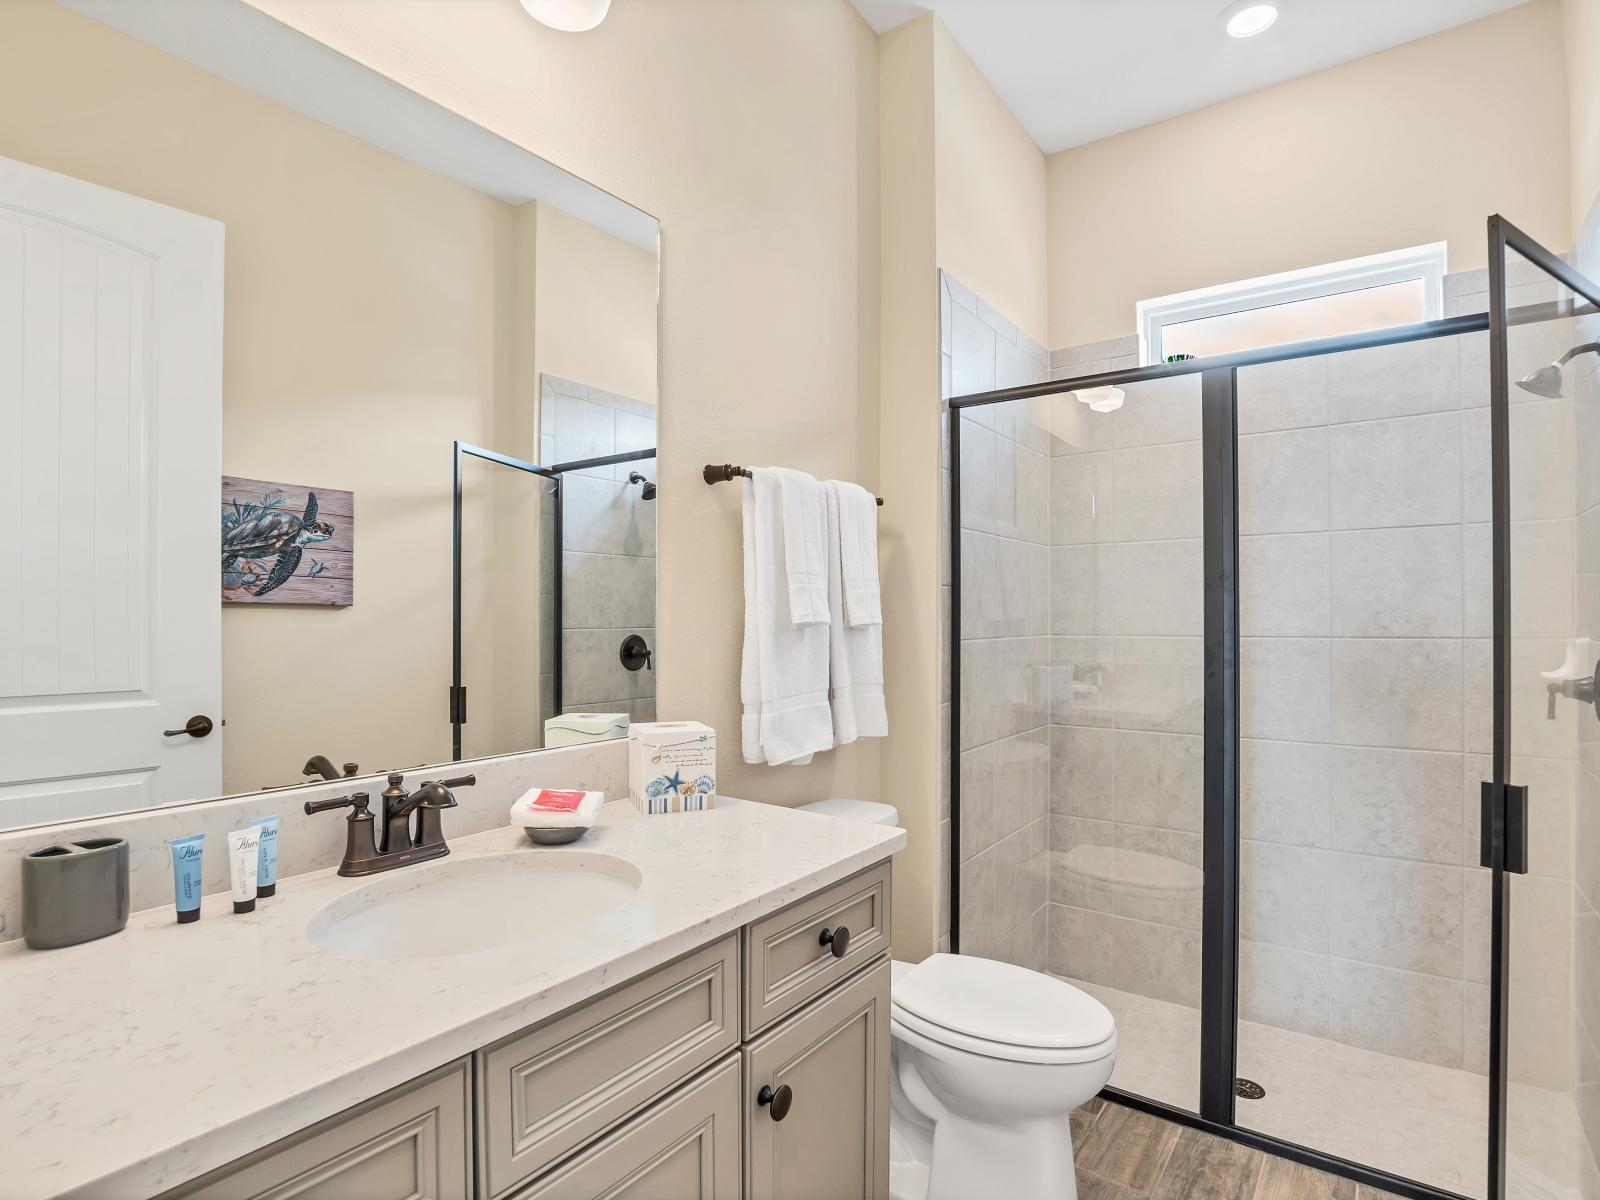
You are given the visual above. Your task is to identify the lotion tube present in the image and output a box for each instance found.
[249,815,280,898]
[169,834,205,924]
[226,827,262,914]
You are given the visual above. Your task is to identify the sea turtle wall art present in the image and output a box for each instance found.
[221,476,353,605]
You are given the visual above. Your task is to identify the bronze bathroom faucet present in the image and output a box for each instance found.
[305,771,476,876]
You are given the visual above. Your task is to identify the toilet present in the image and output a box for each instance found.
[798,800,1119,1200]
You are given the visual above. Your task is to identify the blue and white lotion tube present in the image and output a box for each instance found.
[250,815,280,898]
[168,834,205,924]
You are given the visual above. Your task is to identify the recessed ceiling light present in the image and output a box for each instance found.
[1218,1,1279,38]
[520,0,611,32]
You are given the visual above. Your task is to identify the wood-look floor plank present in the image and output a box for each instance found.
[1150,1127,1264,1200]
[1074,1104,1181,1192]
[1077,1173,1139,1200]
[1070,1100,1102,1148]
[1253,1155,1361,1200]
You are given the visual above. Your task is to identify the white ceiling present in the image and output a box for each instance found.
[850,0,1531,153]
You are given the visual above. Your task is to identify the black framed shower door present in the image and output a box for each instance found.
[946,222,1600,1200]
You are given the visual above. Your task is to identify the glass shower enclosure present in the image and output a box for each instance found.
[948,217,1600,1200]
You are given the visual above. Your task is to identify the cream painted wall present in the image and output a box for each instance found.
[1565,0,1600,239]
[1047,0,1574,347]
[532,200,659,412]
[932,19,1048,346]
[0,0,529,793]
[241,0,887,814]
[878,14,942,959]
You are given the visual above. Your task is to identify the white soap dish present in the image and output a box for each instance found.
[510,788,604,847]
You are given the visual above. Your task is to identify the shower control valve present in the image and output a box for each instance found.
[1546,665,1598,720]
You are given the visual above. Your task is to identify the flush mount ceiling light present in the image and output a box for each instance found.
[1075,386,1125,413]
[519,0,611,32]
[1217,0,1279,38]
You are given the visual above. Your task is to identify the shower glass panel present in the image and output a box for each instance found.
[457,453,556,760]
[1497,238,1600,1200]
[1231,335,1490,1197]
[957,377,1206,1115]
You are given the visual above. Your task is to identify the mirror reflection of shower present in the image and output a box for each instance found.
[628,470,656,501]
[1515,341,1600,397]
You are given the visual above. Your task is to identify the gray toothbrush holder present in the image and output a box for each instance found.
[22,837,130,950]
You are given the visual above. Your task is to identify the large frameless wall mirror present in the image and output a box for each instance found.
[0,0,660,830]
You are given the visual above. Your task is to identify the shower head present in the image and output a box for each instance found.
[1515,342,1600,399]
[628,470,656,501]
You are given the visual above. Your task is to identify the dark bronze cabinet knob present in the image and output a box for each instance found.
[162,715,214,739]
[819,925,850,958]
[756,1083,793,1121]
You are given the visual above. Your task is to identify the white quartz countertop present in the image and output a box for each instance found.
[0,798,904,1199]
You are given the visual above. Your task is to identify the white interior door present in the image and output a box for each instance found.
[0,154,223,828]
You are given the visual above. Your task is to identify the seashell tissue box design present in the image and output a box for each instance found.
[628,721,717,814]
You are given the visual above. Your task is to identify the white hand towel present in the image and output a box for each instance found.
[824,483,887,745]
[771,467,830,627]
[832,480,882,627]
[741,472,835,766]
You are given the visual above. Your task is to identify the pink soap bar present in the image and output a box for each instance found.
[527,789,586,812]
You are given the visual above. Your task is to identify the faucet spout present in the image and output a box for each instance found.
[303,755,342,782]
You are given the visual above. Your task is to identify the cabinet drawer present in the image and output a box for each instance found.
[477,935,740,1199]
[742,861,891,1036]
[744,957,891,1200]
[163,1059,471,1200]
[509,1056,741,1200]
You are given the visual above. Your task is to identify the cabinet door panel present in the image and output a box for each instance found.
[511,1056,741,1200]
[478,935,739,1198]
[744,957,890,1200]
[165,1059,471,1200]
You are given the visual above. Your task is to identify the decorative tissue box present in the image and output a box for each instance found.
[629,721,716,814]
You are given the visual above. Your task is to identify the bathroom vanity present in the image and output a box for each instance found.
[0,799,903,1200]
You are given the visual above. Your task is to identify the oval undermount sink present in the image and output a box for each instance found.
[306,851,642,960]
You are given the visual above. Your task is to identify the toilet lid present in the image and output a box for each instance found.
[798,798,900,826]
[892,954,1115,1051]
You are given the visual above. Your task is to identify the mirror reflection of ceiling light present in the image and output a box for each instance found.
[1075,386,1125,413]
[1218,1,1279,38]
[520,0,612,32]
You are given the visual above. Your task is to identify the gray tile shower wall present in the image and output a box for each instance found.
[1031,266,1578,1079]
[942,270,1051,966]
[541,374,657,721]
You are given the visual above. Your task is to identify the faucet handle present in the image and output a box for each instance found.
[305,792,371,817]
[440,774,476,789]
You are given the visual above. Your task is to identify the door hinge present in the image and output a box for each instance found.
[448,685,467,725]
[1479,780,1529,873]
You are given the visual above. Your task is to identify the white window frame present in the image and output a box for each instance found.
[1135,241,1448,365]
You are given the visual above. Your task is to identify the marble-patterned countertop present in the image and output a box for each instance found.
[0,798,904,1199]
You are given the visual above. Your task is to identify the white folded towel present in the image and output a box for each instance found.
[824,482,888,745]
[741,471,835,766]
[831,480,882,627]
[771,467,830,627]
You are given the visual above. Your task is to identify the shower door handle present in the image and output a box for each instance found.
[1479,780,1528,874]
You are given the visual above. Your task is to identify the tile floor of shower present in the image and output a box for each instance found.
[1060,977,1587,1200]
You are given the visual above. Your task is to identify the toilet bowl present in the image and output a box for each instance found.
[889,955,1115,1200]
[798,800,1118,1200]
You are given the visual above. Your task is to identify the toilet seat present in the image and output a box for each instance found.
[891,954,1116,1065]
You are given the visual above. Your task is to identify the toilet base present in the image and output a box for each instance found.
[890,1110,1081,1200]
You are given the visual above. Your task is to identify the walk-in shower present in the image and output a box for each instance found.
[947,217,1600,1200]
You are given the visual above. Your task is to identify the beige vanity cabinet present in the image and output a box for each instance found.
[744,957,892,1200]
[163,1059,472,1200]
[157,860,892,1200]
